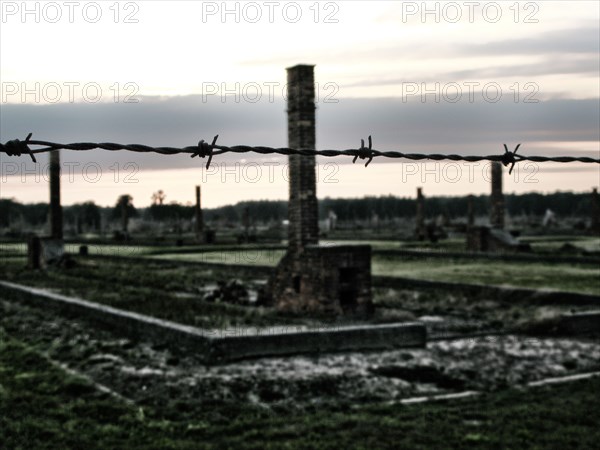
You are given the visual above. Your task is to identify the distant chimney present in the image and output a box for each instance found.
[195,185,204,242]
[49,150,63,240]
[490,162,504,229]
[592,187,600,234]
[415,187,426,240]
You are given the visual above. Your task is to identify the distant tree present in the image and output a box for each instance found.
[0,199,20,228]
[112,195,136,233]
[151,190,167,205]
[64,201,102,233]
[148,202,194,222]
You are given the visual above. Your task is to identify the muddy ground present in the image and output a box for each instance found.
[2,297,599,419]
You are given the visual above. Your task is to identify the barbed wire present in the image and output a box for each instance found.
[1,133,599,174]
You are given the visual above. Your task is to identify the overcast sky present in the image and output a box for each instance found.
[1,1,599,207]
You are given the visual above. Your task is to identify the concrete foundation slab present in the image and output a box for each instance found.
[0,280,426,364]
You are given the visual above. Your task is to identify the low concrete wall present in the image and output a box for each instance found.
[207,323,426,363]
[0,280,213,355]
[0,280,426,364]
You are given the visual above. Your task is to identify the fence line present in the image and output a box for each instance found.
[1,134,599,173]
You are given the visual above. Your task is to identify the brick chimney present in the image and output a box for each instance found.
[287,64,319,254]
[266,64,373,316]
[490,162,504,229]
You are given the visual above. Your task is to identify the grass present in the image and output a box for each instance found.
[0,256,325,328]
[147,248,285,266]
[372,256,600,295]
[146,250,600,295]
[0,242,156,257]
[0,246,598,335]
[2,239,599,447]
[2,329,600,449]
[4,240,599,297]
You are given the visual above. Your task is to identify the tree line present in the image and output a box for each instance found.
[1,191,596,231]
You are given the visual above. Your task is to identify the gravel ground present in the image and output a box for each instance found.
[2,298,600,413]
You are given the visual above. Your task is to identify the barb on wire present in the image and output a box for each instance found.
[0,133,36,162]
[502,144,521,175]
[191,135,218,169]
[353,136,374,167]
[2,134,600,171]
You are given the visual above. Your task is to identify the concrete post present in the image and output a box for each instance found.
[286,64,318,254]
[490,162,504,229]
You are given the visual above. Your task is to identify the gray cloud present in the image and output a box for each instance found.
[463,26,600,56]
[348,56,599,88]
[242,26,599,69]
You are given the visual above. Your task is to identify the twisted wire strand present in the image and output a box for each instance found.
[1,137,599,166]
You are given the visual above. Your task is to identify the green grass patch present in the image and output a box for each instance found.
[146,249,600,295]
[372,256,600,295]
[148,248,285,266]
[0,257,320,328]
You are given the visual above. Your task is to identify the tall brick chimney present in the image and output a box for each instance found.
[287,64,319,254]
[415,187,426,240]
[49,150,63,240]
[267,64,372,316]
[592,187,600,234]
[490,162,504,229]
[195,185,204,243]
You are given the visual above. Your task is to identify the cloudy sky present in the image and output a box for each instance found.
[1,1,599,207]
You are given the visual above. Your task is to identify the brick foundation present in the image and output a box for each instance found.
[271,244,373,315]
